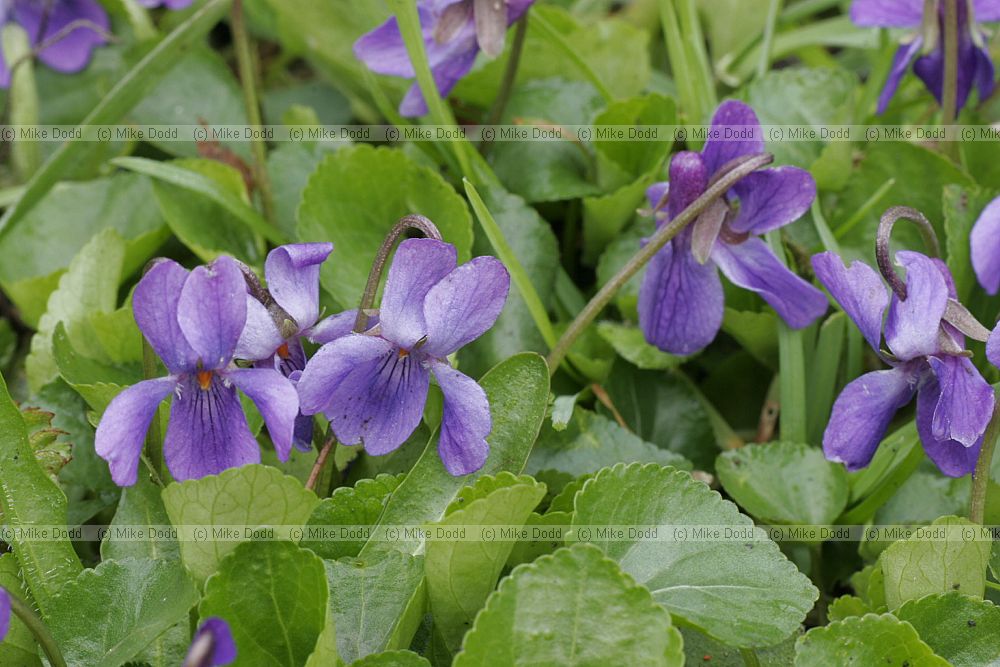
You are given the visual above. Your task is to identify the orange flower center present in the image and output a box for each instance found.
[197,370,213,390]
[398,348,410,358]
[277,342,290,359]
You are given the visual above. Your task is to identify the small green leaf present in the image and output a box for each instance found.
[301,474,404,560]
[200,541,328,667]
[794,613,948,666]
[46,558,199,667]
[297,145,473,308]
[351,650,430,666]
[325,552,426,663]
[880,516,992,610]
[596,322,682,371]
[716,442,849,525]
[425,473,546,652]
[162,464,319,583]
[454,544,683,666]
[573,463,818,648]
[895,592,1000,666]
[827,595,874,622]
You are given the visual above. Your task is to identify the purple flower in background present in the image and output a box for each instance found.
[970,196,1000,294]
[297,238,509,476]
[0,587,10,643]
[0,0,110,88]
[137,0,193,8]
[354,0,535,116]
[183,618,236,667]
[95,256,299,486]
[851,0,1000,114]
[813,249,995,476]
[235,243,359,451]
[638,100,827,355]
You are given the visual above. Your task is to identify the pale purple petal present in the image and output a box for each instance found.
[638,231,724,355]
[646,182,669,214]
[701,100,764,176]
[13,0,109,74]
[916,374,983,477]
[234,295,283,362]
[812,252,890,353]
[823,364,921,471]
[399,39,478,116]
[177,256,247,371]
[713,237,828,329]
[0,588,9,642]
[0,46,8,88]
[134,259,198,374]
[507,0,534,22]
[187,617,237,666]
[304,310,367,345]
[666,152,708,221]
[988,326,1000,368]
[971,197,1000,294]
[353,15,417,78]
[380,238,457,349]
[297,334,395,416]
[265,243,332,330]
[850,0,925,26]
[727,167,816,235]
[163,375,260,482]
[974,0,1000,21]
[421,257,510,358]
[225,368,299,463]
[884,251,949,360]
[95,377,177,487]
[924,355,995,446]
[877,38,923,114]
[430,360,490,476]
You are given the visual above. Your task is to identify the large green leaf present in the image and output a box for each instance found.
[200,541,328,667]
[454,544,683,666]
[794,613,947,666]
[162,464,319,583]
[716,442,849,525]
[573,463,818,647]
[297,145,473,308]
[0,373,82,614]
[879,516,992,610]
[895,592,1000,666]
[46,558,199,667]
[325,552,426,663]
[301,474,404,560]
[424,473,546,652]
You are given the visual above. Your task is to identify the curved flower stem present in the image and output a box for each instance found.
[353,215,444,333]
[969,402,1000,524]
[545,152,775,374]
[231,0,275,225]
[875,206,941,299]
[7,592,67,667]
[941,0,960,125]
[485,14,529,128]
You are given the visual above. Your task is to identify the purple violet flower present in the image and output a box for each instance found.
[850,0,1000,114]
[353,0,535,117]
[234,243,359,452]
[638,100,827,355]
[95,256,299,486]
[183,618,236,667]
[136,0,193,8]
[0,0,110,88]
[297,238,510,476]
[813,249,996,476]
[0,587,10,643]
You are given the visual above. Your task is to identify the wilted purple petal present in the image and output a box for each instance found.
[297,334,395,416]
[380,238,457,349]
[225,368,298,463]
[812,252,890,353]
[421,257,510,358]
[971,197,1000,294]
[265,243,332,330]
[850,0,924,26]
[638,231,724,355]
[305,310,366,345]
[177,256,247,371]
[234,295,284,362]
[824,364,921,470]
[0,587,9,642]
[164,375,260,482]
[924,355,995,446]
[884,251,949,360]
[916,374,983,477]
[666,152,709,221]
[95,377,176,487]
[13,0,109,74]
[975,0,1000,21]
[186,617,237,666]
[431,360,490,475]
[877,38,923,114]
[134,259,198,374]
[727,167,816,235]
[701,100,764,176]
[713,237,828,329]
